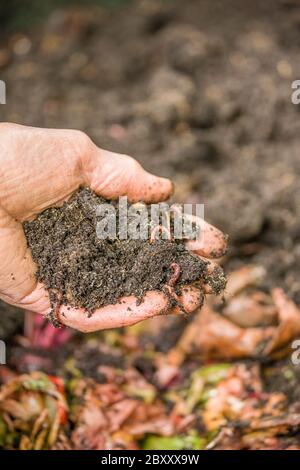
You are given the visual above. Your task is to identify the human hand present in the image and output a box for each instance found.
[0,123,227,332]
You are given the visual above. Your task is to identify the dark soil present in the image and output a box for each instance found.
[23,188,224,317]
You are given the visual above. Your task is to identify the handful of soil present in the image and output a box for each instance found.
[23,189,226,320]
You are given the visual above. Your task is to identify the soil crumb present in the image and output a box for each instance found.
[23,188,225,319]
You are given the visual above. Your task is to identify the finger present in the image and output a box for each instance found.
[84,148,173,203]
[12,282,50,313]
[58,291,169,332]
[184,214,228,259]
[194,257,227,295]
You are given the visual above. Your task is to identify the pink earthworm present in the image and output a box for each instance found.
[150,226,183,306]
[167,262,181,287]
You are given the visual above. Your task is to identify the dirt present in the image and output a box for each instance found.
[23,188,224,319]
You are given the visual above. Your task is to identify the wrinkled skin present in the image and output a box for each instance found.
[0,123,227,332]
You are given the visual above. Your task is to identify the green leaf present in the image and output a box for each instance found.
[193,364,231,385]
[185,363,231,411]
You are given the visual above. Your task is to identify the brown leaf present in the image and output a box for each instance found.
[171,304,274,360]
[168,268,300,361]
[263,288,300,354]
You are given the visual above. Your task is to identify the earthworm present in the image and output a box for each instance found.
[150,226,185,310]
[164,262,186,315]
[165,262,181,298]
[150,227,181,288]
[167,262,181,287]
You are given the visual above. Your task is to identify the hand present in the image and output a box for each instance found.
[0,123,227,332]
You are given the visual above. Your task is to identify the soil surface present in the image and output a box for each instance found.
[24,188,223,316]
